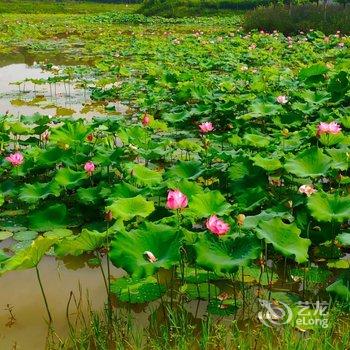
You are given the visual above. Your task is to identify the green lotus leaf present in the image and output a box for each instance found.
[327,148,349,171]
[13,230,38,242]
[243,133,270,148]
[107,182,141,199]
[109,222,182,278]
[307,192,350,223]
[228,157,251,181]
[106,195,155,221]
[166,179,203,200]
[236,266,278,286]
[336,233,350,247]
[299,64,328,81]
[54,168,86,189]
[251,154,282,172]
[180,267,221,283]
[50,120,90,146]
[125,163,163,186]
[181,283,220,301]
[327,258,350,269]
[0,231,13,241]
[0,236,57,274]
[167,161,204,180]
[193,233,261,274]
[0,193,4,207]
[326,272,350,301]
[76,186,101,204]
[284,147,331,177]
[55,229,107,256]
[44,228,73,239]
[256,218,311,264]
[188,191,231,218]
[110,276,166,303]
[207,299,240,316]
[19,181,61,204]
[28,204,68,231]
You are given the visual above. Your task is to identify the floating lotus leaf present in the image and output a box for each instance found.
[106,195,155,221]
[109,222,181,278]
[76,186,102,204]
[55,229,106,256]
[28,204,67,231]
[327,148,349,171]
[0,236,57,274]
[307,192,350,223]
[19,181,61,204]
[13,230,38,242]
[181,283,220,301]
[207,299,240,316]
[188,191,231,218]
[110,276,166,303]
[256,218,311,264]
[44,229,73,239]
[284,147,331,178]
[243,133,270,148]
[0,231,13,241]
[236,266,278,286]
[193,233,261,274]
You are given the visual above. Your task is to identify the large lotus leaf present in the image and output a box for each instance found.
[326,272,350,301]
[19,181,61,204]
[228,157,251,181]
[251,154,282,172]
[166,179,203,200]
[0,231,13,240]
[243,133,270,148]
[327,258,350,269]
[336,233,350,247]
[110,276,166,303]
[50,120,90,146]
[188,191,231,218]
[256,218,311,264]
[28,204,67,231]
[0,236,57,274]
[125,163,163,186]
[327,148,349,171]
[106,195,155,221]
[13,230,38,242]
[236,266,278,286]
[167,161,204,180]
[307,192,350,223]
[54,168,86,189]
[244,209,294,229]
[55,229,106,256]
[76,186,102,204]
[299,64,328,82]
[284,147,331,177]
[109,222,181,278]
[193,233,261,274]
[44,228,73,239]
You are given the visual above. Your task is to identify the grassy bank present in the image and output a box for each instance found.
[0,0,139,14]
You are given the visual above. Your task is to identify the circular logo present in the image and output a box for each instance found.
[258,299,293,327]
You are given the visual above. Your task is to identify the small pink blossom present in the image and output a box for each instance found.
[166,190,188,210]
[142,114,150,126]
[5,152,24,167]
[298,185,317,197]
[84,161,95,175]
[199,122,214,133]
[143,251,157,263]
[276,95,288,104]
[206,215,230,236]
[317,122,342,136]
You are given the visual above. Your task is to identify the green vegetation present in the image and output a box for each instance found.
[0,0,139,14]
[244,4,350,34]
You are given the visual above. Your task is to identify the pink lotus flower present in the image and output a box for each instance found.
[142,114,150,126]
[5,152,24,167]
[298,185,317,197]
[276,95,288,104]
[317,122,342,135]
[206,215,230,236]
[143,251,157,263]
[166,189,188,210]
[84,161,95,175]
[199,122,214,133]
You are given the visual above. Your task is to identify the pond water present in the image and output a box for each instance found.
[0,63,128,119]
[0,256,124,349]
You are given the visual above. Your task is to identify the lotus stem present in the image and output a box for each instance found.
[35,265,52,323]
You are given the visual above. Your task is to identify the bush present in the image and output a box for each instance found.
[244,4,350,34]
[139,0,271,17]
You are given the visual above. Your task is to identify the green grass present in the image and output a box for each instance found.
[0,0,140,14]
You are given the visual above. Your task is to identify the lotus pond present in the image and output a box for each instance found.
[0,10,349,350]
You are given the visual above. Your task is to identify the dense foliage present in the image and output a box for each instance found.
[0,11,349,324]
